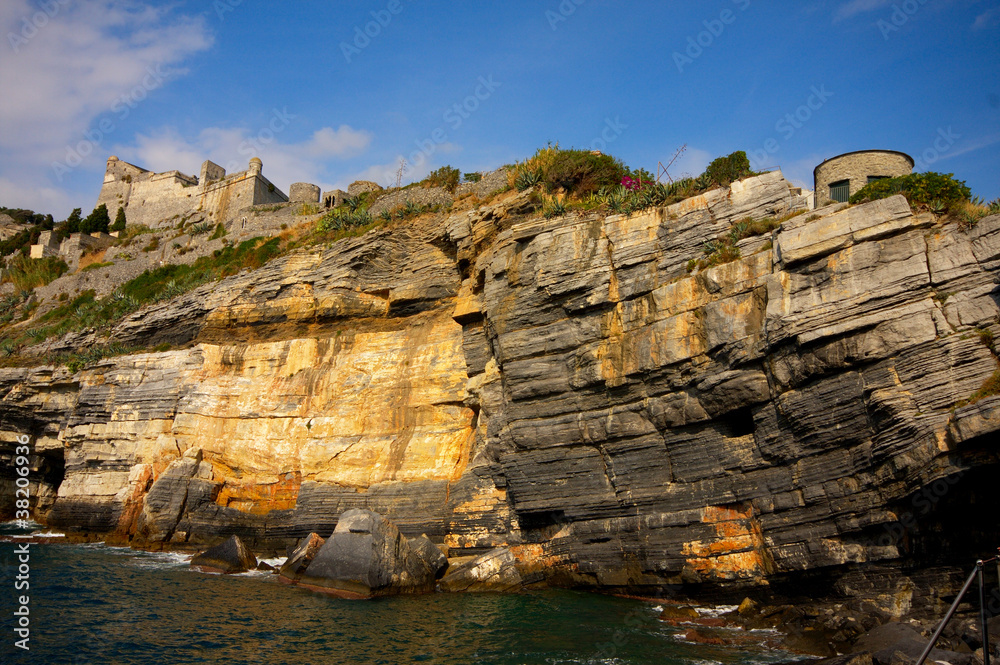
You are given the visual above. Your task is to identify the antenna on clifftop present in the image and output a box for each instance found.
[657,144,687,184]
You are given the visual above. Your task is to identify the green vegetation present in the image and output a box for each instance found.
[511,145,627,198]
[0,236,287,356]
[957,365,1000,408]
[463,172,482,183]
[698,239,741,271]
[956,197,1000,229]
[506,147,760,219]
[142,236,160,252]
[80,204,110,234]
[702,151,754,187]
[425,165,461,191]
[2,255,69,291]
[209,223,226,240]
[298,203,320,216]
[686,210,801,272]
[849,172,972,213]
[318,208,373,232]
[189,222,213,235]
[111,207,127,233]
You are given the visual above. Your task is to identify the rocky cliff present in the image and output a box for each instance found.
[2,171,998,604]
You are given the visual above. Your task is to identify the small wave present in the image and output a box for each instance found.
[31,531,66,537]
[697,604,738,618]
[129,551,194,569]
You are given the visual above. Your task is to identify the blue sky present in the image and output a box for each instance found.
[1,0,998,220]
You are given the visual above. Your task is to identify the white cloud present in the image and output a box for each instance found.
[114,124,375,195]
[0,1,213,218]
[0,177,75,219]
[0,1,213,164]
[972,6,1000,30]
[303,126,374,158]
[834,0,893,21]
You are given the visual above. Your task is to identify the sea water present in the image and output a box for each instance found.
[0,522,804,664]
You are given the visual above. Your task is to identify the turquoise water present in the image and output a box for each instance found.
[1,524,802,664]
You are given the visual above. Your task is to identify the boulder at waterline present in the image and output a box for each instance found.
[438,547,522,593]
[278,532,325,583]
[298,509,436,599]
[409,534,448,579]
[190,535,257,574]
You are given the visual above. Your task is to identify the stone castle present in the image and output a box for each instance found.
[95,155,290,229]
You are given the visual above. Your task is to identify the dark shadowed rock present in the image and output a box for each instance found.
[298,509,435,599]
[851,622,972,665]
[190,534,257,574]
[853,623,925,653]
[409,534,448,579]
[256,561,275,572]
[439,547,522,593]
[278,532,325,583]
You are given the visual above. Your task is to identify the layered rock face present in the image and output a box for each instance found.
[2,171,998,600]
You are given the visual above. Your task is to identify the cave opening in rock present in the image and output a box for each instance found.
[518,509,567,543]
[720,406,756,438]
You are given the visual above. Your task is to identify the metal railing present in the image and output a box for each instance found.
[916,551,999,665]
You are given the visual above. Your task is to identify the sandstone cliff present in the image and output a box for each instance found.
[2,171,998,604]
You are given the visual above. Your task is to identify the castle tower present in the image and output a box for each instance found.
[249,157,263,176]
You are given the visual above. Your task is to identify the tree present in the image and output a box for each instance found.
[111,206,127,233]
[64,208,82,234]
[80,204,110,234]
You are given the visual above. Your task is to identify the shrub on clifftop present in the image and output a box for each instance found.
[849,172,971,212]
[702,151,754,187]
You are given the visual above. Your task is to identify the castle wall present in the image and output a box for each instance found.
[126,172,200,228]
[92,156,287,230]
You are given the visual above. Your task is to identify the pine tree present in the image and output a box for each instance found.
[81,204,110,234]
[111,206,127,233]
[64,208,82,233]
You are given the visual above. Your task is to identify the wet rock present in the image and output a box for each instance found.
[850,622,972,665]
[298,510,435,599]
[190,535,257,574]
[256,561,275,572]
[278,532,325,583]
[659,605,700,621]
[409,534,448,579]
[439,547,523,593]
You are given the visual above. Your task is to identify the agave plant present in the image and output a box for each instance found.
[345,195,364,212]
[695,174,714,191]
[514,167,542,192]
[543,197,568,219]
[729,219,753,244]
[928,199,948,215]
